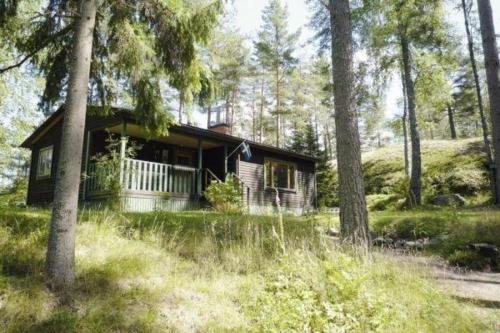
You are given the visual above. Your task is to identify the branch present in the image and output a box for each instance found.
[0,25,72,74]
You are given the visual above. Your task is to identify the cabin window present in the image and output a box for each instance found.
[37,145,53,179]
[264,159,296,190]
[161,149,169,164]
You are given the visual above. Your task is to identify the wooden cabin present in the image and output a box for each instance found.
[21,106,317,214]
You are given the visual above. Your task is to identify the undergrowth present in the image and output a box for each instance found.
[370,208,500,270]
[0,207,497,332]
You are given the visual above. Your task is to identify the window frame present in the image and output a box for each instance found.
[264,158,297,191]
[36,145,53,179]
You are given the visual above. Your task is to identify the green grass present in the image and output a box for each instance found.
[362,138,491,208]
[369,208,500,269]
[0,207,497,332]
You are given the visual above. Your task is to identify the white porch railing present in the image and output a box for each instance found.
[87,158,199,195]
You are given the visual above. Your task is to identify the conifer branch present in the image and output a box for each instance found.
[0,25,72,74]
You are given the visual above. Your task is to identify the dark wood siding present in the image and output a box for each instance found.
[238,148,316,212]
[27,121,62,204]
[25,110,317,211]
[27,112,122,205]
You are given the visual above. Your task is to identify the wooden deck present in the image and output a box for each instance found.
[85,158,201,212]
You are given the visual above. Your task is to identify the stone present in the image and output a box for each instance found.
[467,243,499,258]
[372,237,394,247]
[405,240,423,250]
[431,194,466,207]
[326,228,339,237]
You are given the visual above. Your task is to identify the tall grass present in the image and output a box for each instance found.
[0,207,497,332]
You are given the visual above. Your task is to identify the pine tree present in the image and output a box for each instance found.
[476,0,500,204]
[328,0,370,246]
[254,0,298,148]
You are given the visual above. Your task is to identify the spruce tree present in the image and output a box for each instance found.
[1,0,222,290]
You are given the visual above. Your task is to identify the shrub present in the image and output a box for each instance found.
[204,175,243,213]
[0,177,28,207]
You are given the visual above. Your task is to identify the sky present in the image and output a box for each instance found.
[230,0,500,120]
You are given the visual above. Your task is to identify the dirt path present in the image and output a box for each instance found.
[384,253,500,331]
[402,255,500,304]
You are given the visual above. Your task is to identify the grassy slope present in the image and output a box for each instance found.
[0,208,498,332]
[362,138,490,207]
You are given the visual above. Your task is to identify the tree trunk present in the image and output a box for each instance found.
[178,93,183,124]
[207,104,212,128]
[252,82,257,141]
[259,77,264,143]
[462,0,496,202]
[276,66,280,148]
[230,90,236,135]
[400,34,422,206]
[401,70,410,177]
[477,0,500,204]
[329,0,370,246]
[325,123,334,158]
[46,0,97,290]
[447,104,457,139]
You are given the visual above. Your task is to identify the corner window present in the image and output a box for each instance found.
[264,159,296,190]
[37,145,53,179]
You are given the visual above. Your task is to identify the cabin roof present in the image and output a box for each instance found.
[21,106,318,162]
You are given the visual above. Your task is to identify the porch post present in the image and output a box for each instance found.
[119,121,127,187]
[197,138,203,196]
[223,144,228,176]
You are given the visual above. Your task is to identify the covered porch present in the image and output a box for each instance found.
[82,121,238,211]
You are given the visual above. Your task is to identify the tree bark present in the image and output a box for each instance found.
[252,82,257,141]
[447,104,457,139]
[276,65,280,148]
[477,0,500,204]
[462,0,496,201]
[46,0,97,290]
[207,104,211,127]
[178,93,183,123]
[400,34,422,206]
[325,123,334,158]
[329,0,370,246]
[259,77,264,143]
[401,70,410,177]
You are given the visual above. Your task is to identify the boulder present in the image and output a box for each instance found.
[467,243,500,258]
[372,237,393,247]
[431,194,466,207]
[405,240,424,250]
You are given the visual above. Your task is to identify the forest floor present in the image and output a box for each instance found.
[1,207,499,332]
[389,253,500,332]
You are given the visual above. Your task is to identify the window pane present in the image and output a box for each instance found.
[265,161,272,187]
[37,146,53,178]
[289,165,295,189]
[275,163,288,188]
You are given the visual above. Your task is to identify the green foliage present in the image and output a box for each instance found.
[0,207,497,332]
[244,253,485,332]
[90,135,141,209]
[254,0,299,145]
[0,177,28,207]
[362,138,490,205]
[204,175,243,213]
[1,0,223,135]
[316,156,339,208]
[370,208,500,270]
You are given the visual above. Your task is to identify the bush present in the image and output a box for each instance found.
[0,177,28,207]
[204,175,243,213]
